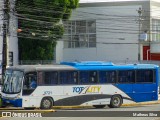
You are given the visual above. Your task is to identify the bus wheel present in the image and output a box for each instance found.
[40,97,53,109]
[93,105,106,108]
[108,95,122,108]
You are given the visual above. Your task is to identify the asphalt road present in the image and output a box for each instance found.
[1,104,160,120]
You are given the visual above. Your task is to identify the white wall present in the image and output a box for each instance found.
[96,44,138,61]
[56,4,142,62]
[63,48,98,61]
[150,4,160,53]
[56,41,64,63]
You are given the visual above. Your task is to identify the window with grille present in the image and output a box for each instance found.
[63,20,96,48]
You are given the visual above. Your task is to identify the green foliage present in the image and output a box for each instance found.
[18,39,56,60]
[16,0,79,60]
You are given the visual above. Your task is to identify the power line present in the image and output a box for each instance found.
[4,1,160,42]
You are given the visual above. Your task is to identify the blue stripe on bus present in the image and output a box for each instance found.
[2,98,22,107]
[115,84,158,102]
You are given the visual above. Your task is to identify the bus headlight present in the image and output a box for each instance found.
[16,94,21,98]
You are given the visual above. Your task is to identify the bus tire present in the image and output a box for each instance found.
[40,97,53,109]
[108,95,122,108]
[93,105,106,108]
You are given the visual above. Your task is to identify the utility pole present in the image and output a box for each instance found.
[138,7,142,61]
[2,0,9,82]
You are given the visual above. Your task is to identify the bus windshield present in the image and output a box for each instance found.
[2,70,24,94]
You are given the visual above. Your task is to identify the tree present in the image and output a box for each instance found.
[15,0,79,60]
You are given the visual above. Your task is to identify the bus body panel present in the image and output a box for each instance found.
[22,84,133,107]
[1,62,159,108]
[22,96,42,108]
[115,83,158,102]
[2,93,23,107]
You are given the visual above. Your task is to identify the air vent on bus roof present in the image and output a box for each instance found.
[60,61,114,66]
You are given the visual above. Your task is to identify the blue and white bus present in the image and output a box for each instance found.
[1,61,159,109]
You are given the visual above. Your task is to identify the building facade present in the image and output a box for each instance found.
[56,0,160,63]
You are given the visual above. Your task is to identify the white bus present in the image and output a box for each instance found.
[1,61,159,109]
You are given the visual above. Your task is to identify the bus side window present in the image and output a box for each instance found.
[79,71,89,84]
[99,71,107,83]
[72,71,78,84]
[38,72,43,85]
[108,71,116,83]
[44,72,58,85]
[145,70,153,82]
[118,70,135,83]
[99,71,116,83]
[60,71,67,84]
[136,70,153,83]
[59,71,78,84]
[89,71,98,83]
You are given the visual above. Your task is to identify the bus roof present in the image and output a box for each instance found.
[6,64,76,73]
[60,61,159,70]
[6,61,159,72]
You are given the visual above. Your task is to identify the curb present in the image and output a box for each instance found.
[122,100,160,107]
[0,107,24,110]
[52,106,93,109]
[53,100,160,109]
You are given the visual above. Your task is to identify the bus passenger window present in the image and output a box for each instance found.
[60,71,78,84]
[118,70,135,83]
[44,72,58,85]
[99,71,116,83]
[89,71,98,83]
[73,71,78,84]
[66,71,78,84]
[79,71,89,84]
[136,70,153,83]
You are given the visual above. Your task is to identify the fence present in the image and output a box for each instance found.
[19,60,56,65]
[106,60,160,66]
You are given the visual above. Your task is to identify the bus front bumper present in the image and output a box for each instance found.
[2,98,22,107]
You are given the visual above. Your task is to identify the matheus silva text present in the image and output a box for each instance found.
[133,112,158,117]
